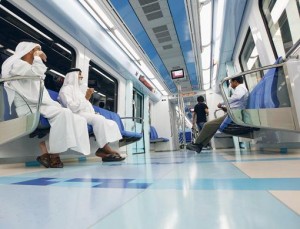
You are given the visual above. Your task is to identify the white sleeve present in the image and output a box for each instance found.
[10,57,47,78]
[59,88,86,113]
[219,87,245,106]
[227,87,246,105]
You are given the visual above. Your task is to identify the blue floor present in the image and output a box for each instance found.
[0,150,300,228]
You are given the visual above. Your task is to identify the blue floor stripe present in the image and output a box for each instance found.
[3,177,300,190]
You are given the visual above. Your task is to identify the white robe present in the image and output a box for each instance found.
[58,71,122,148]
[4,57,90,155]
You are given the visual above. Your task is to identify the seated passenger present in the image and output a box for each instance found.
[58,68,125,162]
[187,76,248,153]
[1,41,90,168]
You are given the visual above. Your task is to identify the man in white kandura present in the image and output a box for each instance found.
[58,68,125,162]
[1,41,90,168]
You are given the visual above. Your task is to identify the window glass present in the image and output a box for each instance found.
[88,61,118,112]
[260,0,300,57]
[0,1,75,91]
[239,29,262,91]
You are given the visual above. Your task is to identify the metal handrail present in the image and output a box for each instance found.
[219,62,286,128]
[214,108,226,119]
[1,75,44,117]
[220,62,285,83]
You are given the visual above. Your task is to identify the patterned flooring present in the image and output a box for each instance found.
[0,149,300,228]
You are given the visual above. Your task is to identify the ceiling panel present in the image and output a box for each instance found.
[109,0,200,93]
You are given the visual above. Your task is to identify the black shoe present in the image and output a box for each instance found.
[186,143,203,153]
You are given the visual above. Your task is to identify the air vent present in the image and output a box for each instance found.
[153,25,171,43]
[158,36,171,43]
[162,44,173,50]
[145,11,163,21]
[155,31,170,39]
[142,3,160,14]
[138,0,158,6]
[153,25,168,33]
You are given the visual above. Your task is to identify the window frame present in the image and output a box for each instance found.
[88,61,119,112]
[0,0,76,92]
[258,0,300,58]
[238,28,264,91]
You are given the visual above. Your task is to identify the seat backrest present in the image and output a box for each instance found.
[93,105,125,132]
[109,112,125,132]
[247,57,282,109]
[150,126,158,140]
[47,89,59,101]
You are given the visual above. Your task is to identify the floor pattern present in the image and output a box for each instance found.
[0,149,300,229]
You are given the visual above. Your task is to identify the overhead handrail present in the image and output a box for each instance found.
[0,76,44,145]
[220,62,285,83]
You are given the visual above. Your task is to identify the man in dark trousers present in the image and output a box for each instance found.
[192,96,210,148]
[187,76,248,153]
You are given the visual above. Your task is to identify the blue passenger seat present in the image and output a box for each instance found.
[247,57,282,109]
[93,105,143,146]
[219,57,282,135]
[30,89,143,147]
[150,126,169,143]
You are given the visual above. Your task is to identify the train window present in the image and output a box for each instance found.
[260,0,300,57]
[239,29,263,91]
[0,1,75,91]
[88,61,118,112]
[133,89,143,124]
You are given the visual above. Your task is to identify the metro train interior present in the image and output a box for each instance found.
[0,0,300,228]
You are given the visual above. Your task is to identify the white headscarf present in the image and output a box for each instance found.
[1,42,40,78]
[61,70,83,101]
[0,42,53,114]
[1,42,41,113]
[59,70,94,113]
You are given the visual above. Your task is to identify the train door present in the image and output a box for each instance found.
[132,89,144,154]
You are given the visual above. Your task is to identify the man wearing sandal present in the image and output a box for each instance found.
[1,41,90,168]
[58,68,125,162]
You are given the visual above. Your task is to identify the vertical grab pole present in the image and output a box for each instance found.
[176,83,186,149]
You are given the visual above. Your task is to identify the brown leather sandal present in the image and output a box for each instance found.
[49,155,64,168]
[36,154,50,168]
[95,148,121,158]
[102,154,125,162]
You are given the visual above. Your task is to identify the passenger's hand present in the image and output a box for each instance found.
[85,88,94,100]
[34,50,47,62]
